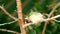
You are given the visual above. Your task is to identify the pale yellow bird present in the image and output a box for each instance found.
[25,12,44,23]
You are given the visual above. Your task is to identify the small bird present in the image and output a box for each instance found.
[25,12,44,23]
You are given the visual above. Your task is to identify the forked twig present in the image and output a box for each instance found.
[0,5,19,34]
[42,2,60,34]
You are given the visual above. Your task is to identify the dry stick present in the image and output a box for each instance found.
[23,22,37,28]
[0,20,17,26]
[0,6,17,21]
[0,28,20,34]
[42,2,60,34]
[16,0,26,34]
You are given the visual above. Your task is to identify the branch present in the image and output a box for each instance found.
[23,22,38,28]
[0,28,20,34]
[16,0,26,34]
[53,19,60,22]
[0,20,17,26]
[0,6,18,21]
[42,2,60,34]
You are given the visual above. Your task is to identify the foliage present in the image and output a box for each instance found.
[0,0,60,34]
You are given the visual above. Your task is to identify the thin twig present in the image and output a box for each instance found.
[53,19,60,22]
[0,20,17,26]
[16,0,26,34]
[48,2,60,17]
[42,2,60,34]
[0,6,18,21]
[0,28,20,34]
[23,22,38,28]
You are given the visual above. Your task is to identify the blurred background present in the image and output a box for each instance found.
[0,0,60,34]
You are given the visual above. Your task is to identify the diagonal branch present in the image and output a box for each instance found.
[42,2,60,34]
[0,6,18,21]
[0,28,20,34]
[0,20,17,26]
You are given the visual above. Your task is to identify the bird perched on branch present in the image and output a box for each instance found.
[25,12,44,23]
